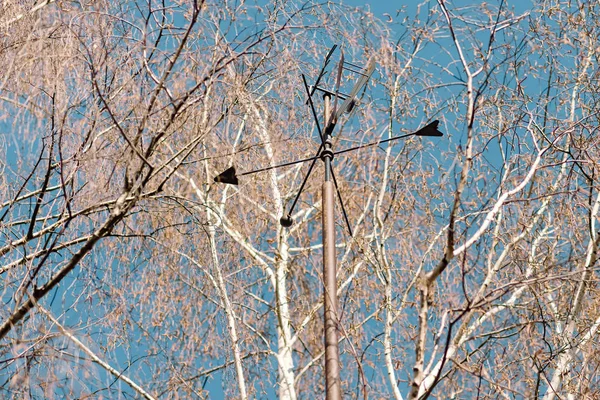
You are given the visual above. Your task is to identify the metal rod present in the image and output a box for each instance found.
[330,167,353,237]
[323,180,340,400]
[342,65,369,77]
[238,151,319,177]
[333,132,416,156]
[312,86,350,101]
[238,132,417,178]
[322,94,340,400]
[307,44,338,101]
[343,60,365,69]
[280,143,323,220]
[302,75,325,142]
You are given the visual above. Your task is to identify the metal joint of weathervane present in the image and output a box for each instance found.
[213,44,443,400]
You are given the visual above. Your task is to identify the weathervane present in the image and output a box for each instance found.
[213,45,443,400]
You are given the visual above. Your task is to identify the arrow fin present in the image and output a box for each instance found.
[414,120,443,137]
[213,166,239,185]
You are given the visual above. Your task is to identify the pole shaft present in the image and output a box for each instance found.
[322,93,340,399]
[322,180,340,400]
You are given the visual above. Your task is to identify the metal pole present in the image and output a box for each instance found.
[322,95,341,400]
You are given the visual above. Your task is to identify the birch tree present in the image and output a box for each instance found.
[0,0,350,398]
[2,0,600,399]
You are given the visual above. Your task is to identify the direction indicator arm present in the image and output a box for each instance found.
[213,120,443,185]
[333,121,443,157]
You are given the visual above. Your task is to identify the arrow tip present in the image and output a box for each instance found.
[213,166,239,185]
[415,120,444,137]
